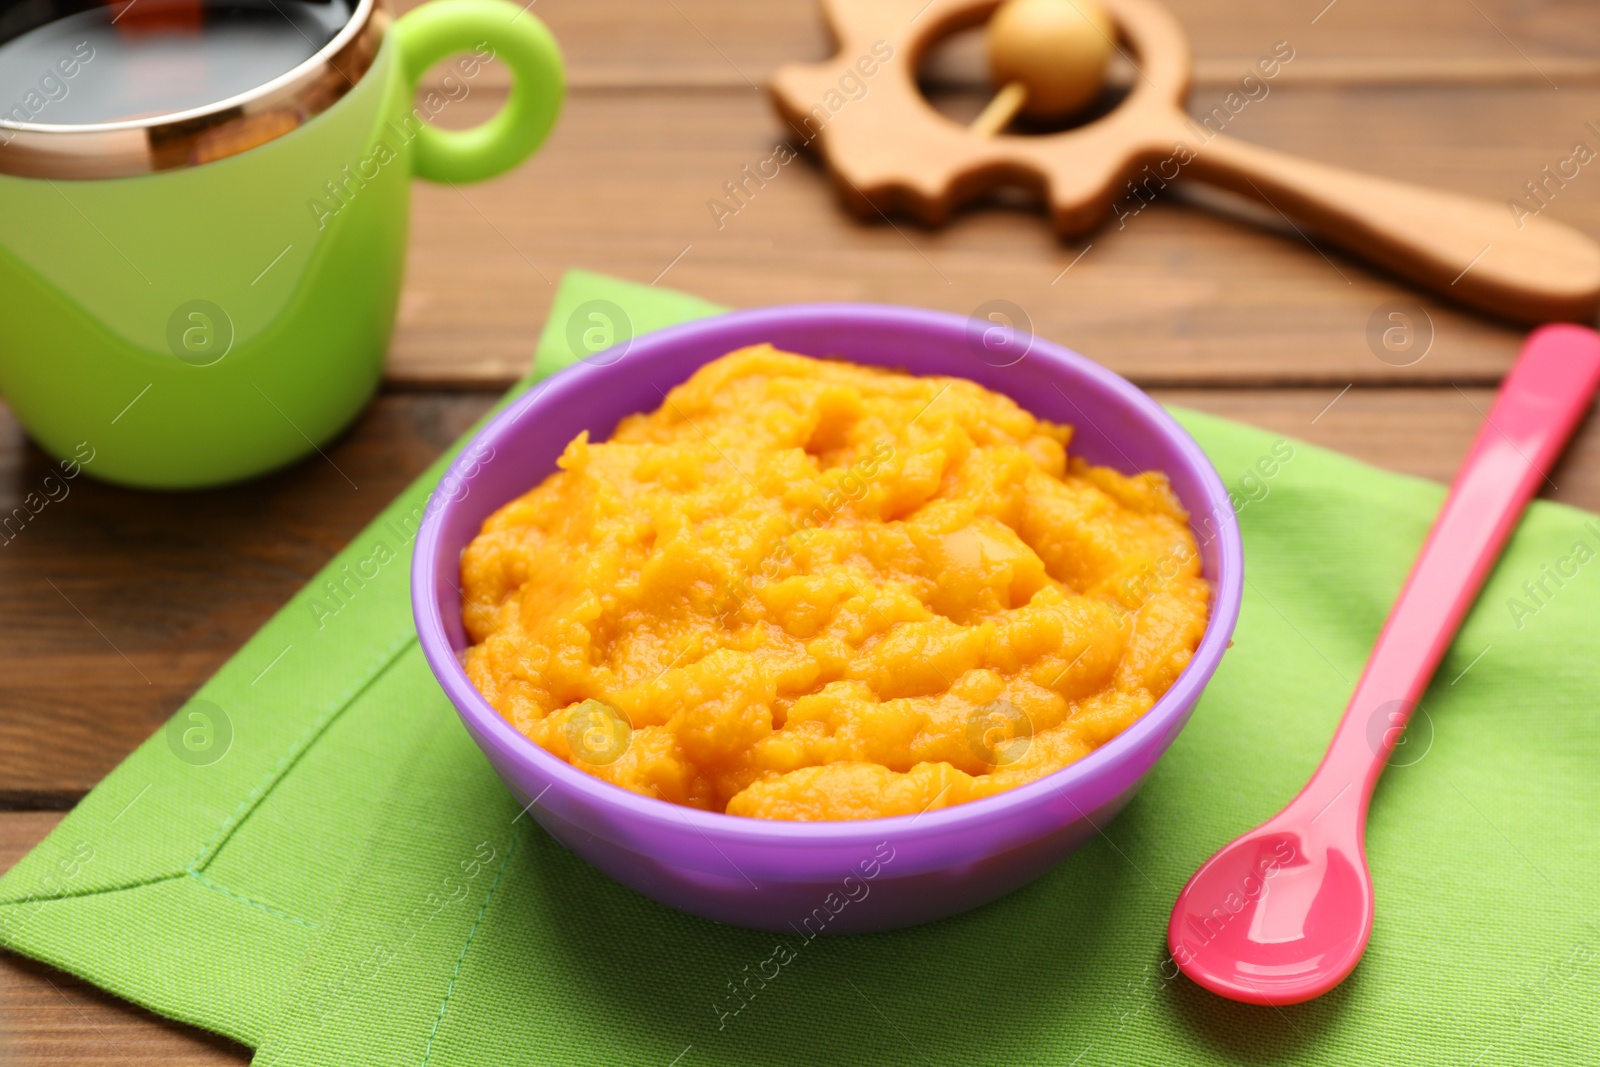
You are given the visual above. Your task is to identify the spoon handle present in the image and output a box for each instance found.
[1312,324,1600,817]
[1182,132,1600,325]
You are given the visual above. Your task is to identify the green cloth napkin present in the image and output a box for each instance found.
[4,270,1597,1066]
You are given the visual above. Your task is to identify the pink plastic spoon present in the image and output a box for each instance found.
[1170,323,1600,1006]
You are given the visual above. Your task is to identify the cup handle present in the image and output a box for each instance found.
[392,0,565,183]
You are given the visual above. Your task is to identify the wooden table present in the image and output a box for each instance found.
[5,0,1600,1060]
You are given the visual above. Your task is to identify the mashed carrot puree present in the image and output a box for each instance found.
[461,346,1208,821]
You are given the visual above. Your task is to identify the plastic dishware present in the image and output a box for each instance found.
[1169,323,1600,1004]
[0,0,564,489]
[413,303,1244,932]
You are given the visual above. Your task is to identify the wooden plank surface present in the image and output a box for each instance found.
[387,80,1600,387]
[5,0,1600,1062]
[409,0,1600,88]
[0,394,492,807]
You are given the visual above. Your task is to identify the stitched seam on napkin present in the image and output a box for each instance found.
[419,820,525,1067]
[187,630,418,875]
[0,870,184,908]
[0,631,420,917]
[186,869,318,931]
[0,871,185,938]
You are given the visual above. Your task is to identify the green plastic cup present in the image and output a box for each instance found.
[0,0,564,488]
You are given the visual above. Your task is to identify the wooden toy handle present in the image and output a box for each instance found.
[1182,131,1600,324]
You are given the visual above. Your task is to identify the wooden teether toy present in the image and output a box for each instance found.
[771,0,1600,324]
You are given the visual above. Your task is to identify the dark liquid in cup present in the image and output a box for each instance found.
[0,0,355,125]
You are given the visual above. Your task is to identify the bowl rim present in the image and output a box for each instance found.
[412,302,1244,849]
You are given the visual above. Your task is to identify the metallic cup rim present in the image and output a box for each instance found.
[0,0,387,179]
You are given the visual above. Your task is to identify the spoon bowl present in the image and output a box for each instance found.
[1170,818,1372,1004]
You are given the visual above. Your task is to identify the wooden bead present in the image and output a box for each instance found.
[987,0,1115,121]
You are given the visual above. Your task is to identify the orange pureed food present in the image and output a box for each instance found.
[461,346,1208,821]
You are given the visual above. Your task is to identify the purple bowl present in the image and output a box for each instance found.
[412,303,1243,933]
